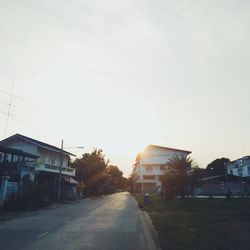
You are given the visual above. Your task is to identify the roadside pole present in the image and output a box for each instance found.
[57,139,64,200]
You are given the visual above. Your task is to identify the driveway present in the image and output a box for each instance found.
[0,192,156,250]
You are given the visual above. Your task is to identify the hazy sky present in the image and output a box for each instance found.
[0,0,250,176]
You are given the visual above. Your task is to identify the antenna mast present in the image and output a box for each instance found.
[2,81,21,138]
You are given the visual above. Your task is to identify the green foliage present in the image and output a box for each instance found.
[161,155,193,198]
[3,175,50,211]
[141,195,250,250]
[73,149,109,195]
[73,149,128,195]
[205,158,230,176]
[106,165,127,192]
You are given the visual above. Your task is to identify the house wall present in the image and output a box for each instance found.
[4,140,38,156]
[2,138,74,176]
[134,147,190,193]
[226,157,250,177]
[38,148,69,168]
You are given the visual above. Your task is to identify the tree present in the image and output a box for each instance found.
[106,165,124,192]
[205,158,230,177]
[161,155,193,198]
[189,166,205,195]
[72,149,109,195]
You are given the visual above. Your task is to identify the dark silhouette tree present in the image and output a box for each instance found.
[205,158,230,177]
[72,149,109,195]
[106,165,123,192]
[161,155,193,198]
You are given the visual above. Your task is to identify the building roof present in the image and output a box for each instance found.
[0,145,39,159]
[226,155,250,164]
[63,177,79,185]
[202,174,250,182]
[0,134,76,157]
[145,144,192,154]
[135,144,191,163]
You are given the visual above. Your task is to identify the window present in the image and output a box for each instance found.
[238,168,242,176]
[51,158,55,165]
[0,153,4,162]
[145,165,153,171]
[143,175,155,180]
[247,166,250,176]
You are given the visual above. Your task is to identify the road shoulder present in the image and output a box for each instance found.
[138,207,161,250]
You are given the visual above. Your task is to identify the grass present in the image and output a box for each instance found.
[134,194,250,250]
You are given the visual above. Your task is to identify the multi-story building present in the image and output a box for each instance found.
[0,134,78,199]
[226,156,250,177]
[132,144,191,193]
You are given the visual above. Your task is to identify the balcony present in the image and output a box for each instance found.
[36,164,75,176]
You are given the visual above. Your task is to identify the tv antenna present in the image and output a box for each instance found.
[1,82,22,138]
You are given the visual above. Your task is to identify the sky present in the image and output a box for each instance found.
[0,0,250,177]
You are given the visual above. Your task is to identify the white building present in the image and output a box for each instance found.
[226,156,250,177]
[0,134,76,177]
[133,144,191,193]
[0,134,78,199]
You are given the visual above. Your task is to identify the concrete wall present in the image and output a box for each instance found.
[134,146,190,191]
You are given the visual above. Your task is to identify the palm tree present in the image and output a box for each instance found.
[161,155,193,198]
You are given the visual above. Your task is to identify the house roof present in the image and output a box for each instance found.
[0,145,39,159]
[135,144,191,163]
[0,134,76,157]
[63,177,79,185]
[202,174,250,182]
[145,144,192,154]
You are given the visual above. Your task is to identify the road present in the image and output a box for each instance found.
[0,192,155,250]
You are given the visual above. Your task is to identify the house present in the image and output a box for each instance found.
[0,145,38,181]
[226,156,250,177]
[132,144,191,193]
[0,145,39,203]
[199,174,250,196]
[0,134,78,200]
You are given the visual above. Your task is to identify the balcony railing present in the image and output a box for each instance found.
[36,163,75,176]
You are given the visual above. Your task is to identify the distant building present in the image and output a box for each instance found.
[0,134,78,200]
[226,156,250,177]
[132,144,191,193]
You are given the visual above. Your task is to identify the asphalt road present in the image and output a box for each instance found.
[0,192,154,250]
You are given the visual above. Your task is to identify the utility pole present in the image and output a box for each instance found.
[57,139,64,200]
[56,141,83,200]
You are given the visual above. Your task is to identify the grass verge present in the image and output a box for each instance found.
[134,194,250,250]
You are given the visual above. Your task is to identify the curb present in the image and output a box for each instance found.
[139,210,161,250]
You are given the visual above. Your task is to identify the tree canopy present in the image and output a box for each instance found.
[72,149,109,195]
[161,155,193,198]
[205,158,230,176]
[72,149,127,195]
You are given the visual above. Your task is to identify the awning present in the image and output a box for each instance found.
[63,177,79,185]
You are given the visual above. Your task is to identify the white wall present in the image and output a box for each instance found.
[3,139,69,168]
[134,146,190,185]
[38,148,69,167]
[4,141,38,156]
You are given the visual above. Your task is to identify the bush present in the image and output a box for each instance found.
[3,185,51,212]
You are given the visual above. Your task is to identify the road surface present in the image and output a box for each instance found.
[0,192,155,250]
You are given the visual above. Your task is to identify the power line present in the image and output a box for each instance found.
[0,89,22,99]
[10,115,48,139]
[0,104,8,112]
[0,108,8,115]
